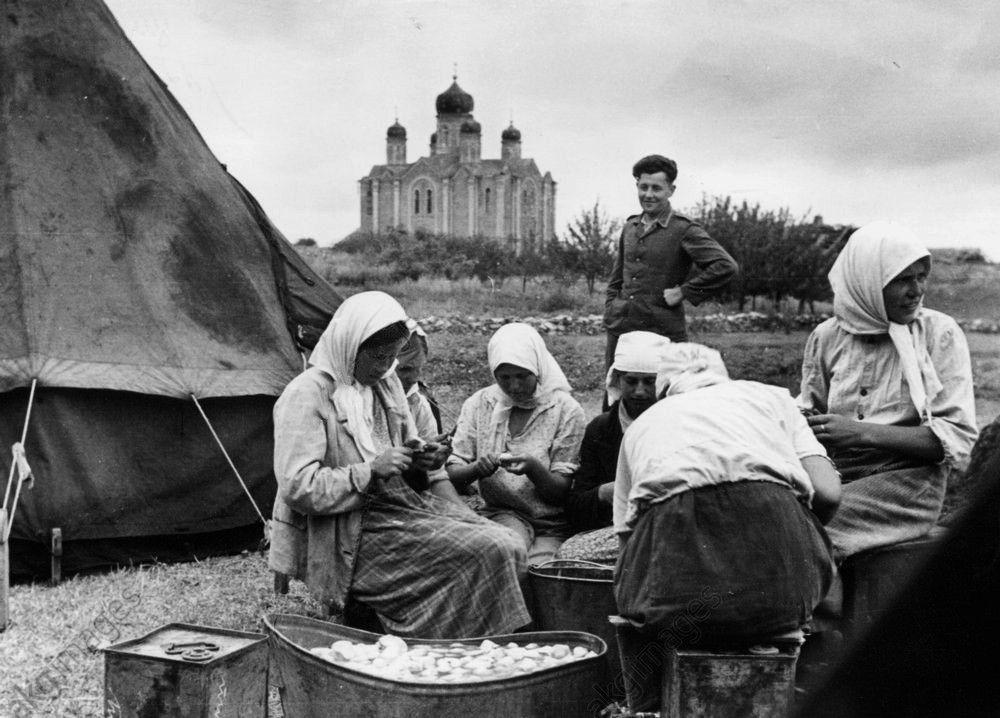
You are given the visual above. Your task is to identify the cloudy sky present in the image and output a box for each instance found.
[103,0,1000,258]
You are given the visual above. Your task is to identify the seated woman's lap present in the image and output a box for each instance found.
[824,463,947,562]
[350,481,530,638]
[480,508,567,566]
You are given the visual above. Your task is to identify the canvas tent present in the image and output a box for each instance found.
[0,0,341,576]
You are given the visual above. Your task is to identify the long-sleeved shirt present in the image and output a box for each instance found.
[565,402,624,530]
[604,207,738,340]
[614,381,825,533]
[797,308,978,471]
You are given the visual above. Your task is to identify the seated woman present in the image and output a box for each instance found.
[268,291,530,639]
[615,343,841,640]
[556,331,670,565]
[798,221,978,562]
[447,322,586,566]
[395,318,443,439]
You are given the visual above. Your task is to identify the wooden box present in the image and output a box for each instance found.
[103,622,268,717]
[662,645,799,718]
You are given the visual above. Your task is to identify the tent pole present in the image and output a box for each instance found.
[1,508,9,631]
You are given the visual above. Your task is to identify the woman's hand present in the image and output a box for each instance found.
[473,453,502,479]
[372,447,414,481]
[807,413,868,450]
[499,454,538,476]
[411,441,451,472]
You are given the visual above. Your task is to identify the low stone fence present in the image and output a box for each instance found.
[415,312,1000,336]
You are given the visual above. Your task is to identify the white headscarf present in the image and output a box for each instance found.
[655,343,730,398]
[604,331,671,404]
[485,323,572,453]
[309,291,409,459]
[828,221,941,420]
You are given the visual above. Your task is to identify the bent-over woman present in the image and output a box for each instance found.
[615,343,840,639]
[798,221,978,561]
[268,291,530,638]
[447,322,586,565]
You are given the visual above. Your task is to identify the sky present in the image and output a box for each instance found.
[102,0,1000,259]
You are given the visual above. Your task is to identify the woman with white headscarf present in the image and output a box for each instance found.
[798,221,978,561]
[614,342,842,641]
[269,292,530,638]
[447,322,586,565]
[555,331,670,564]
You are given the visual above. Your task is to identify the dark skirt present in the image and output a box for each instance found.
[615,481,834,640]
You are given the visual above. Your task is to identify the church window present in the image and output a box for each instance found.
[426,189,433,214]
[414,189,421,214]
[365,185,373,215]
[485,187,491,212]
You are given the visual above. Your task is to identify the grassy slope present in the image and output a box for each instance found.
[3,255,998,716]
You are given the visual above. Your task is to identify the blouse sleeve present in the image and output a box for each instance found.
[273,379,371,516]
[446,393,481,467]
[925,319,978,471]
[547,396,586,476]
[797,327,830,415]
[612,442,633,534]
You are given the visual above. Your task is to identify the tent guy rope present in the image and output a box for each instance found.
[2,379,37,543]
[189,394,271,544]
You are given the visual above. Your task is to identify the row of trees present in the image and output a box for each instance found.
[328,196,854,312]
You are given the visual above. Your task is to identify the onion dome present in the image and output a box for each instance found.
[436,79,474,115]
[386,120,406,139]
[460,120,481,134]
[501,122,521,141]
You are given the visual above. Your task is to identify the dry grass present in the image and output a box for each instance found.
[4,255,999,715]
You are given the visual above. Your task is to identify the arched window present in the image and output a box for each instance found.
[426,189,433,214]
[484,187,491,212]
[414,189,421,214]
[365,185,373,215]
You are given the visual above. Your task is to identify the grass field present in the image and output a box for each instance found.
[3,255,998,716]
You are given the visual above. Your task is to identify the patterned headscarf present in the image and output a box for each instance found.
[829,221,941,419]
[655,343,729,398]
[485,323,572,453]
[309,291,409,459]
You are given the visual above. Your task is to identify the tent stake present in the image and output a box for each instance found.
[50,528,62,586]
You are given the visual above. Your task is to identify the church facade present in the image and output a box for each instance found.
[358,77,556,253]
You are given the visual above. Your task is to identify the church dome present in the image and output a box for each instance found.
[386,120,406,139]
[436,79,474,115]
[460,120,481,134]
[501,123,521,141]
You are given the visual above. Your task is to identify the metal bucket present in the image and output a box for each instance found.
[527,559,622,704]
[263,613,608,718]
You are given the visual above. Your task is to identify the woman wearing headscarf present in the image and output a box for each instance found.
[447,322,586,565]
[614,343,841,639]
[395,318,443,439]
[269,291,530,639]
[555,331,671,564]
[798,221,978,561]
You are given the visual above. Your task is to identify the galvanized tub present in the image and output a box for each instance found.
[527,560,622,703]
[264,612,608,718]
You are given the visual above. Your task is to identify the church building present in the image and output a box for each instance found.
[358,77,556,253]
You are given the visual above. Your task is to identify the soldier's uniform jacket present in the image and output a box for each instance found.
[604,208,737,340]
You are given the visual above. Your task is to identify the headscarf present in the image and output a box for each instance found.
[828,220,941,419]
[604,330,671,404]
[485,323,572,453]
[397,318,429,398]
[308,291,409,459]
[655,343,729,398]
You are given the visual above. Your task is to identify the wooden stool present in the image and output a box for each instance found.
[841,527,946,638]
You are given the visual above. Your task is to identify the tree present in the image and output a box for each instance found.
[559,201,622,295]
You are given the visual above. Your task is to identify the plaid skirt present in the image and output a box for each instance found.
[615,481,834,640]
[350,476,531,639]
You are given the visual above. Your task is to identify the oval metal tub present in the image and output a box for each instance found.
[264,613,609,718]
